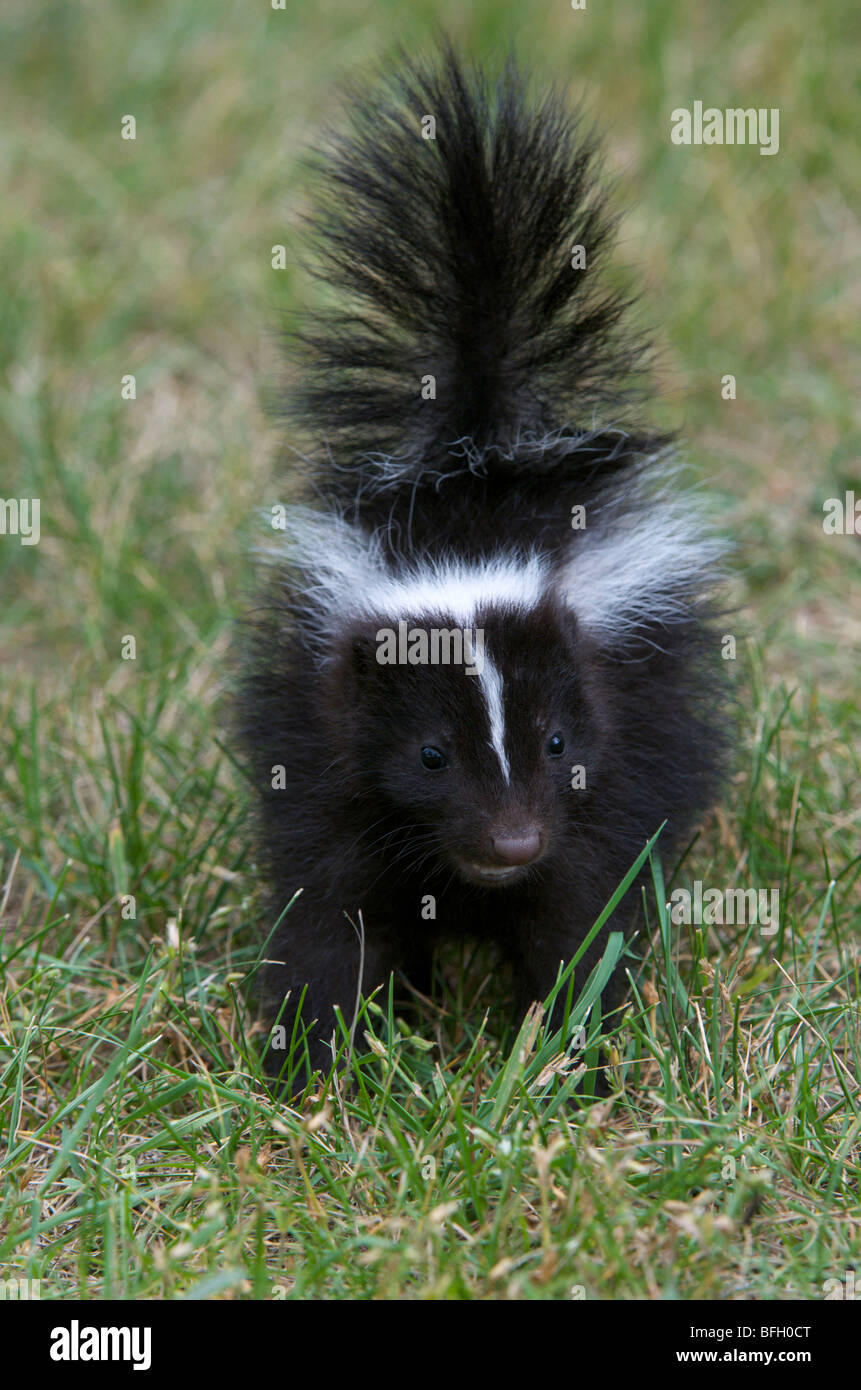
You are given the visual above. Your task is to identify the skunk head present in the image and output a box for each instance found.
[267,486,724,888]
[327,594,604,887]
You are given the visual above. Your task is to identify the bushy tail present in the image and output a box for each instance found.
[290,43,655,484]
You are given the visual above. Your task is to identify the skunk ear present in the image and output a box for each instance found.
[345,632,381,701]
[324,625,385,709]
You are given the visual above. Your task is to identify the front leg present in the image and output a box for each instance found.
[513,905,635,1044]
[260,899,403,1096]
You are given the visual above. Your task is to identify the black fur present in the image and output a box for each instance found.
[236,47,730,1094]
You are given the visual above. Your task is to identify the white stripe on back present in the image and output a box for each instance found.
[266,475,725,662]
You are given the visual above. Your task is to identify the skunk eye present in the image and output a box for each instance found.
[546,732,566,757]
[420,746,448,771]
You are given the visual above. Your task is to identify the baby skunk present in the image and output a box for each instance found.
[237,47,729,1094]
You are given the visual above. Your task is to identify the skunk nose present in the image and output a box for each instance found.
[491,829,542,866]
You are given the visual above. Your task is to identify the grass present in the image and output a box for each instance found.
[1,0,859,1300]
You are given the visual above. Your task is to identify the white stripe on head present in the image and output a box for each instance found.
[264,512,526,783]
[477,654,510,784]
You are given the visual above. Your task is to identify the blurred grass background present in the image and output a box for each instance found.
[0,0,859,1300]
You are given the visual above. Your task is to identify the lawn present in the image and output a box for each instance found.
[1,0,859,1300]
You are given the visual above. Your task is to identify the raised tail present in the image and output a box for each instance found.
[288,44,660,493]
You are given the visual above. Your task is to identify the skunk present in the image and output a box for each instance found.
[237,47,730,1093]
